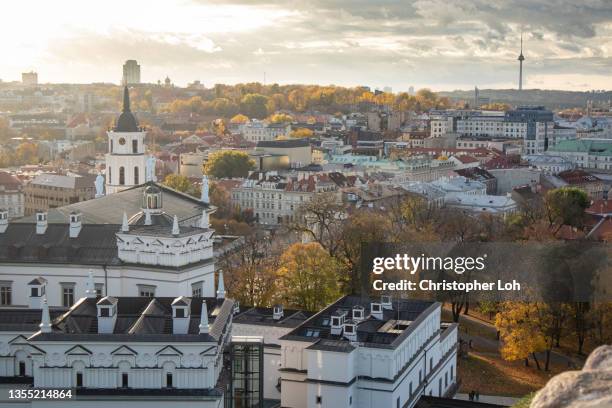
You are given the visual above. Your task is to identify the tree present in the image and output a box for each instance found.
[15,141,39,165]
[289,192,345,257]
[544,187,589,233]
[162,174,196,196]
[203,151,255,179]
[289,128,314,138]
[230,114,249,124]
[268,113,293,123]
[219,230,278,306]
[210,182,232,219]
[276,242,343,311]
[240,93,269,119]
[496,302,548,369]
[340,210,391,295]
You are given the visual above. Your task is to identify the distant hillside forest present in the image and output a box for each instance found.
[438,89,612,109]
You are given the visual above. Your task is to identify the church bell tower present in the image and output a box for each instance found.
[105,86,149,194]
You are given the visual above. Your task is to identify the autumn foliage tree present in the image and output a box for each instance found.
[276,242,343,311]
[203,150,255,179]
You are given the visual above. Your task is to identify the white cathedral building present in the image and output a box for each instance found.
[0,87,217,309]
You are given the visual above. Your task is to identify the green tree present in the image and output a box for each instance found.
[240,93,269,119]
[204,150,255,179]
[162,174,195,196]
[544,187,589,232]
[276,242,343,311]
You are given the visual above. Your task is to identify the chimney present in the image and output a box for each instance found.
[172,215,180,236]
[171,296,191,334]
[381,295,392,310]
[121,212,129,232]
[28,277,47,309]
[199,300,209,334]
[371,302,383,320]
[199,209,209,229]
[69,211,82,238]
[36,211,48,234]
[273,305,284,320]
[85,270,97,298]
[39,296,52,333]
[97,296,118,334]
[216,270,226,299]
[0,209,8,233]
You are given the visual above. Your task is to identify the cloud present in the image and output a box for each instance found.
[6,0,610,90]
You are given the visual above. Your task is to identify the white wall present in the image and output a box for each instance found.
[0,263,216,307]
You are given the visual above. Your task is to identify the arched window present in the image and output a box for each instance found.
[134,166,139,184]
[110,139,114,153]
[119,167,125,185]
[108,167,111,184]
[132,139,138,154]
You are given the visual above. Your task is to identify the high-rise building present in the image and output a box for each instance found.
[122,59,141,85]
[21,71,38,86]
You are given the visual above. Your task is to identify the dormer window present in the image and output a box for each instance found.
[352,307,364,321]
[332,317,341,327]
[372,303,381,313]
[98,306,114,317]
[174,307,187,318]
[344,324,355,334]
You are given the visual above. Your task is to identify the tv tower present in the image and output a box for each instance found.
[518,31,525,91]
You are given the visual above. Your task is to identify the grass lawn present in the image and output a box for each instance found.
[457,352,565,397]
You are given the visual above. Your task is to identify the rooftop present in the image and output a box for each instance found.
[29,296,234,343]
[16,181,210,225]
[280,295,439,351]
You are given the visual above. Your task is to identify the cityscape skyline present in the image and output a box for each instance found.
[1,0,610,91]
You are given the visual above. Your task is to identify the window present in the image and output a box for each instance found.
[134,166,139,184]
[166,373,173,388]
[95,283,104,297]
[100,307,110,317]
[409,381,413,396]
[430,357,433,372]
[349,396,352,405]
[175,308,185,318]
[18,362,26,376]
[396,397,400,408]
[191,282,203,297]
[121,373,129,388]
[132,139,138,154]
[108,167,112,184]
[119,166,125,185]
[0,283,12,305]
[439,378,442,396]
[316,396,322,404]
[445,372,448,387]
[450,365,454,380]
[138,285,156,297]
[61,284,75,307]
[76,372,83,387]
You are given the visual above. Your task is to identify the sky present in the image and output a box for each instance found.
[1,0,611,91]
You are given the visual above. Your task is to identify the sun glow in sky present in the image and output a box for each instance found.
[1,0,610,91]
